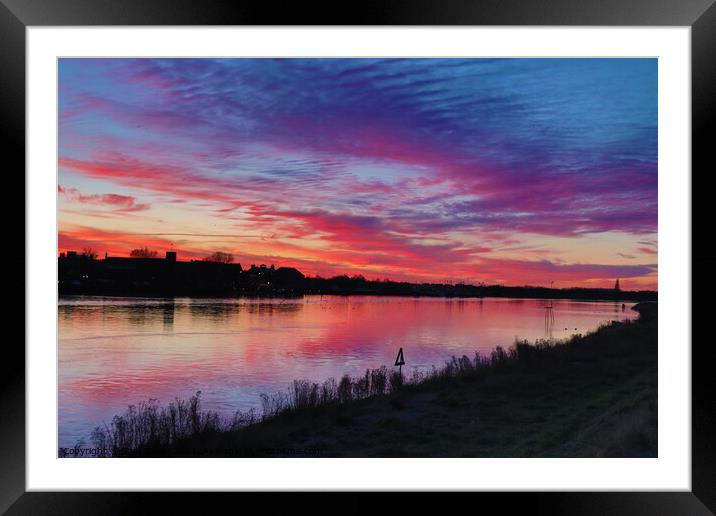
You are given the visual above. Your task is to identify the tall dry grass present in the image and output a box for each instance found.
[86,322,629,457]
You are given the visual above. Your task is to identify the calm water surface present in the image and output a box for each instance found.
[59,295,636,447]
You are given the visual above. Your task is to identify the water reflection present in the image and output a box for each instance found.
[58,295,637,447]
[162,300,174,330]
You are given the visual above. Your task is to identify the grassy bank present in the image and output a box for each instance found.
[86,303,656,458]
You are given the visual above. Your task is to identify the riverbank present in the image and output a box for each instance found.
[90,303,656,458]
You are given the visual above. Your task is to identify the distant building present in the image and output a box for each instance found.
[275,266,305,282]
[58,249,301,298]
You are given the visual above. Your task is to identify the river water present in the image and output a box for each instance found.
[58,295,636,448]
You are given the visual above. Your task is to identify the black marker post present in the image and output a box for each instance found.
[394,347,405,378]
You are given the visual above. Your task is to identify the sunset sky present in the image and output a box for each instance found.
[58,58,657,289]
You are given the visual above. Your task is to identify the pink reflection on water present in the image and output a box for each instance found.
[59,296,637,447]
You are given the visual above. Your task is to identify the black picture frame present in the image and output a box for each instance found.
[3,0,713,513]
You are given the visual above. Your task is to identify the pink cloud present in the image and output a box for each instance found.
[59,185,150,212]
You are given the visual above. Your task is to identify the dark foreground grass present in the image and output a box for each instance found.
[86,302,657,458]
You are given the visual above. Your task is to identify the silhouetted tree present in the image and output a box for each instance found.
[130,247,158,258]
[82,247,98,260]
[614,279,621,291]
[204,251,233,264]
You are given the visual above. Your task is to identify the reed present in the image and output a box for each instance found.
[86,319,641,457]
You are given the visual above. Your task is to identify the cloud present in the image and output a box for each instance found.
[471,257,657,286]
[59,185,150,212]
[57,58,658,287]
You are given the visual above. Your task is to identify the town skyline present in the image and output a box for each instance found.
[58,246,652,293]
[58,58,658,289]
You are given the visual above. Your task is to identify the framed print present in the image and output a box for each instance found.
[4,0,714,513]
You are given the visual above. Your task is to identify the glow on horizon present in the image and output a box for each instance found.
[58,58,657,290]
